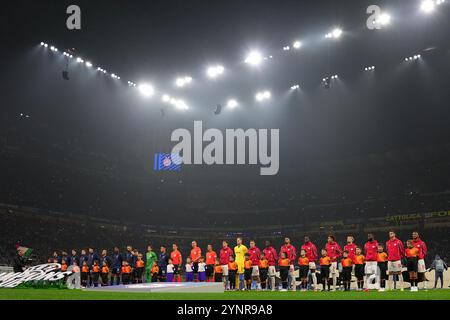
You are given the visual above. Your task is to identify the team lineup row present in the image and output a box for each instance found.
[43,231,429,291]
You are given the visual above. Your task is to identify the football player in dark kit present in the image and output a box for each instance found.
[111,246,123,285]
[158,246,169,282]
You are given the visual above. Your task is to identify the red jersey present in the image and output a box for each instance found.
[344,243,357,260]
[279,244,297,264]
[412,239,427,260]
[386,238,404,261]
[325,241,342,262]
[171,250,182,265]
[301,242,318,262]
[364,240,379,261]
[263,246,278,266]
[206,251,217,265]
[219,247,233,265]
[190,247,202,263]
[248,246,261,266]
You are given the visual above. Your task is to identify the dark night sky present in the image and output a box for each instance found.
[0,0,450,223]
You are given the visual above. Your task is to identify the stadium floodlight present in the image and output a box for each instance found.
[227,99,239,109]
[326,28,343,39]
[332,28,343,38]
[405,54,421,62]
[436,0,445,4]
[283,46,290,51]
[245,51,263,66]
[85,61,93,68]
[207,65,225,78]
[293,41,302,49]
[421,0,435,13]
[331,74,338,79]
[76,57,84,63]
[138,84,155,97]
[40,42,45,46]
[162,94,171,102]
[175,99,189,110]
[44,43,48,48]
[290,84,300,90]
[378,13,391,26]
[364,66,375,71]
[175,78,185,87]
[175,76,193,87]
[256,90,271,102]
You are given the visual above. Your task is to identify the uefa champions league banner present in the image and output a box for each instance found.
[0,263,80,289]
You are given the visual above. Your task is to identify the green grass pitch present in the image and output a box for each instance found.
[0,288,449,300]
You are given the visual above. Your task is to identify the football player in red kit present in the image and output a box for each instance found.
[263,240,278,291]
[301,236,319,290]
[325,235,343,291]
[386,231,405,291]
[364,233,379,291]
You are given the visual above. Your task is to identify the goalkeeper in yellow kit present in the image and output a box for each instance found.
[234,237,248,290]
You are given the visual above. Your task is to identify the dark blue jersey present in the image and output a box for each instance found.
[79,255,87,267]
[70,255,79,266]
[158,252,169,268]
[100,255,111,267]
[125,252,136,268]
[111,253,123,270]
[87,253,99,268]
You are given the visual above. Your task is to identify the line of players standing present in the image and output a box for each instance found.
[49,231,427,291]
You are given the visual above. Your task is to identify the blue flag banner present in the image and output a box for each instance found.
[154,153,182,172]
